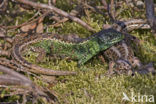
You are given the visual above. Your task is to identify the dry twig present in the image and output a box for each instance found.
[0,64,59,103]
[15,0,95,32]
[0,11,50,30]
[145,0,156,35]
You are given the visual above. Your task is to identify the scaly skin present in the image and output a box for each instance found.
[12,34,76,76]
[12,28,124,76]
[102,40,142,75]
[34,29,124,66]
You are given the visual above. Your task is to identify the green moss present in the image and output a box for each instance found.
[23,10,156,104]
[2,0,156,103]
[40,2,156,103]
[24,31,156,103]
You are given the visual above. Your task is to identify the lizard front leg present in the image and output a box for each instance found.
[30,47,46,63]
[77,45,100,66]
[77,54,93,67]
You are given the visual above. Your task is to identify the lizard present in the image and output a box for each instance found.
[101,39,142,75]
[11,28,124,76]
[101,38,155,75]
[99,19,155,75]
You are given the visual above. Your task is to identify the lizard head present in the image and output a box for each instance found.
[98,28,124,49]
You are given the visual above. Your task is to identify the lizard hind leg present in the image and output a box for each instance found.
[30,46,47,63]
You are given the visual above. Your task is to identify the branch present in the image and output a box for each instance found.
[145,0,156,33]
[0,75,28,86]
[0,65,59,103]
[15,0,95,32]
[0,50,10,56]
[0,11,50,30]
[0,65,33,87]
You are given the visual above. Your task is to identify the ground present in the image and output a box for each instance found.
[1,0,156,103]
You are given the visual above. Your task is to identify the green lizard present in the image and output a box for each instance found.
[12,28,124,76]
